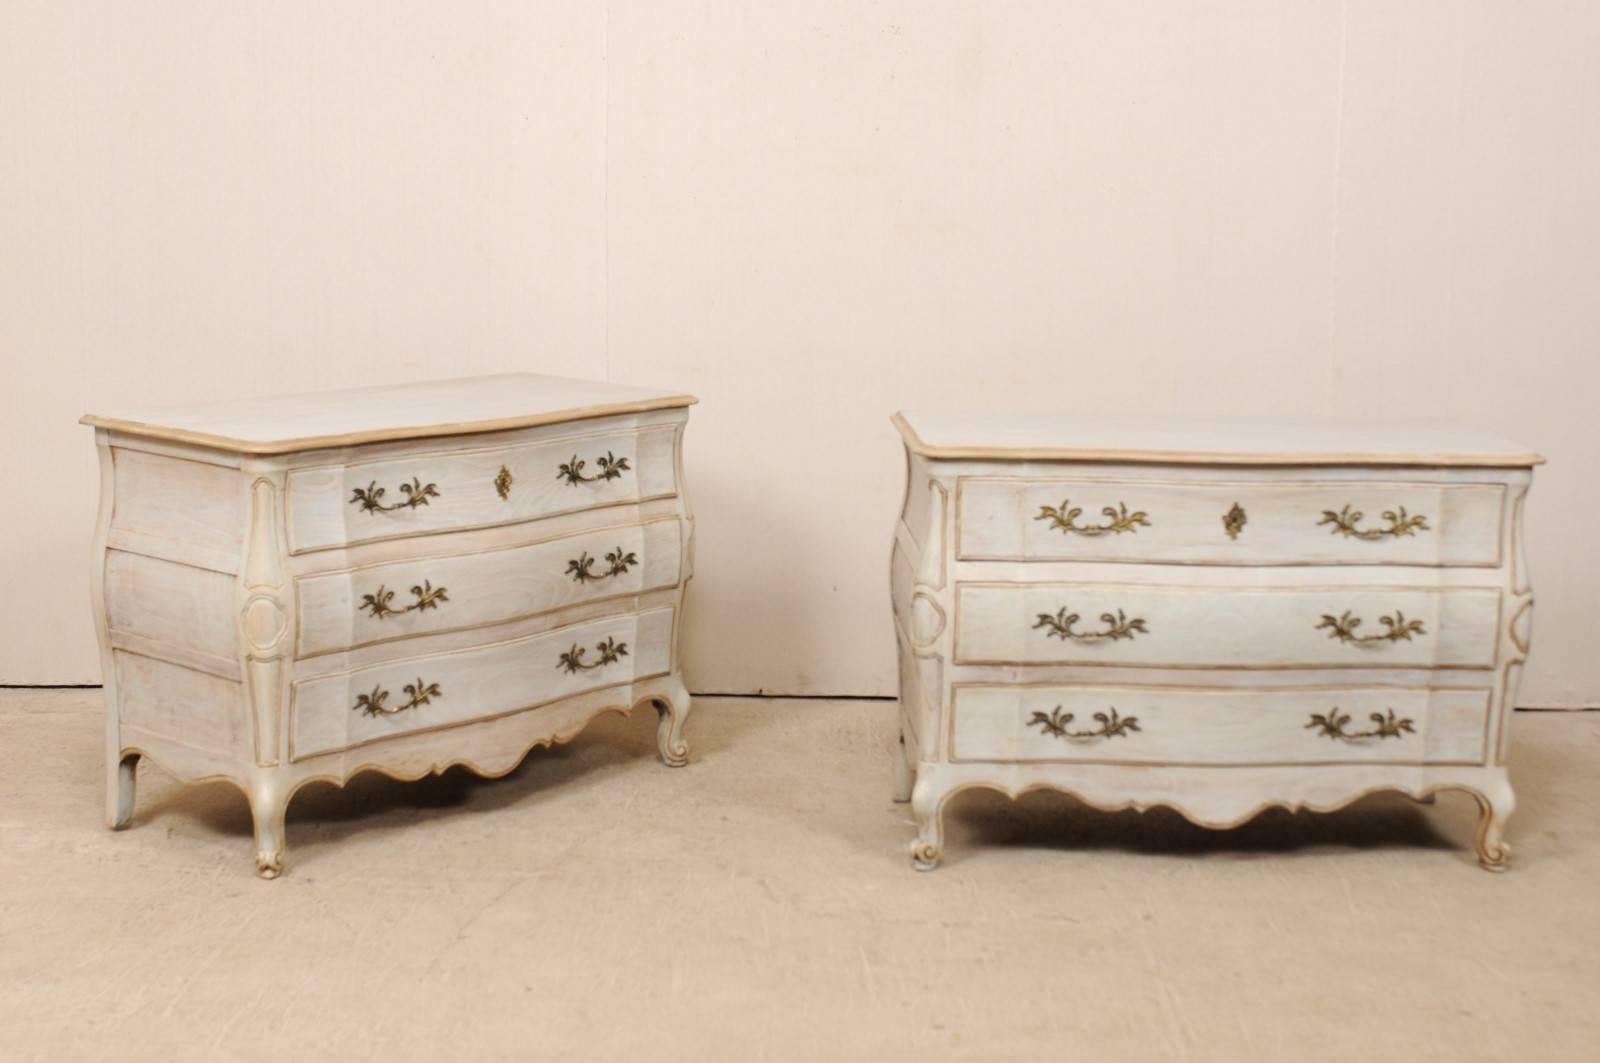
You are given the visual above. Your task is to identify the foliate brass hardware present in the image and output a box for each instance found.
[1316,610,1427,645]
[1034,607,1148,643]
[358,580,449,620]
[1035,499,1150,537]
[353,677,442,716]
[1223,502,1247,540]
[1306,708,1416,741]
[1318,504,1429,540]
[494,465,514,500]
[557,635,629,674]
[557,451,631,486]
[1028,705,1141,740]
[349,477,440,514]
[565,547,640,583]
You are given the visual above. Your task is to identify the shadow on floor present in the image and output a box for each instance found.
[130,696,775,854]
[943,788,1471,861]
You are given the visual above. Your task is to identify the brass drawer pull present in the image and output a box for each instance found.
[349,476,440,513]
[1028,705,1141,740]
[1034,606,1148,643]
[1035,498,1150,537]
[558,635,629,674]
[1306,708,1416,741]
[1317,610,1426,645]
[558,451,631,486]
[1318,504,1429,540]
[354,677,442,716]
[565,547,639,583]
[358,580,449,619]
[494,465,514,499]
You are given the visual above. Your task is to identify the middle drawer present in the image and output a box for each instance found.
[295,518,683,657]
[954,581,1502,670]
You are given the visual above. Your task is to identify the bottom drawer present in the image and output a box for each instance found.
[291,607,674,759]
[950,684,1490,766]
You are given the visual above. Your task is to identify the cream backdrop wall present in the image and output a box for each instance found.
[3,2,1597,704]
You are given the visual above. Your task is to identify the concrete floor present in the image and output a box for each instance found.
[1,690,1596,1062]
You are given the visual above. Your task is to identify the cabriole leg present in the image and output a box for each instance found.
[910,776,945,871]
[1470,782,1516,873]
[250,779,287,880]
[892,732,914,804]
[654,677,691,768]
[107,752,139,829]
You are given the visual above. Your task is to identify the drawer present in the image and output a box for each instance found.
[949,684,1491,765]
[956,477,1505,566]
[286,423,679,552]
[954,582,1501,670]
[294,518,683,657]
[291,607,674,759]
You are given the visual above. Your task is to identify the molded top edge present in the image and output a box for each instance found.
[892,411,1544,467]
[82,373,697,455]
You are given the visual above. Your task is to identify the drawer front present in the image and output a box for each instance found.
[954,582,1501,670]
[957,477,1504,566]
[286,424,678,553]
[950,684,1491,765]
[295,518,683,657]
[291,607,674,759]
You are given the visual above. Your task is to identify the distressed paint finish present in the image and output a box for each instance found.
[891,412,1538,871]
[88,376,697,877]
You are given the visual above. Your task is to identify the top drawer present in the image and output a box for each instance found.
[956,477,1506,567]
[286,423,678,553]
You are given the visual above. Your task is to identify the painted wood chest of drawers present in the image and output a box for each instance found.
[889,412,1541,871]
[84,374,696,877]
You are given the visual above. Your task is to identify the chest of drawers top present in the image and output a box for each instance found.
[892,411,1543,469]
[83,372,697,455]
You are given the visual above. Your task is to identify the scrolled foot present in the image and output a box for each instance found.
[255,850,284,880]
[654,683,690,767]
[250,780,288,880]
[1477,840,1511,873]
[909,776,946,871]
[1469,782,1515,873]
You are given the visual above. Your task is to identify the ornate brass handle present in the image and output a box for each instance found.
[1035,499,1150,537]
[557,635,629,674]
[1034,607,1148,643]
[358,580,448,619]
[1318,504,1429,540]
[1028,706,1141,740]
[1317,610,1427,645]
[494,465,514,499]
[349,477,440,513]
[353,677,442,716]
[557,451,631,486]
[1306,708,1416,741]
[565,548,639,583]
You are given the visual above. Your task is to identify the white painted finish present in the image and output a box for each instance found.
[949,684,1491,766]
[956,477,1505,566]
[285,423,678,553]
[892,421,1535,871]
[292,608,675,759]
[953,582,1502,670]
[87,379,695,877]
[82,373,696,455]
[295,517,683,657]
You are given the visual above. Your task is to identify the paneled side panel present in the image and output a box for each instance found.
[110,448,245,571]
[114,651,248,757]
[105,551,238,664]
